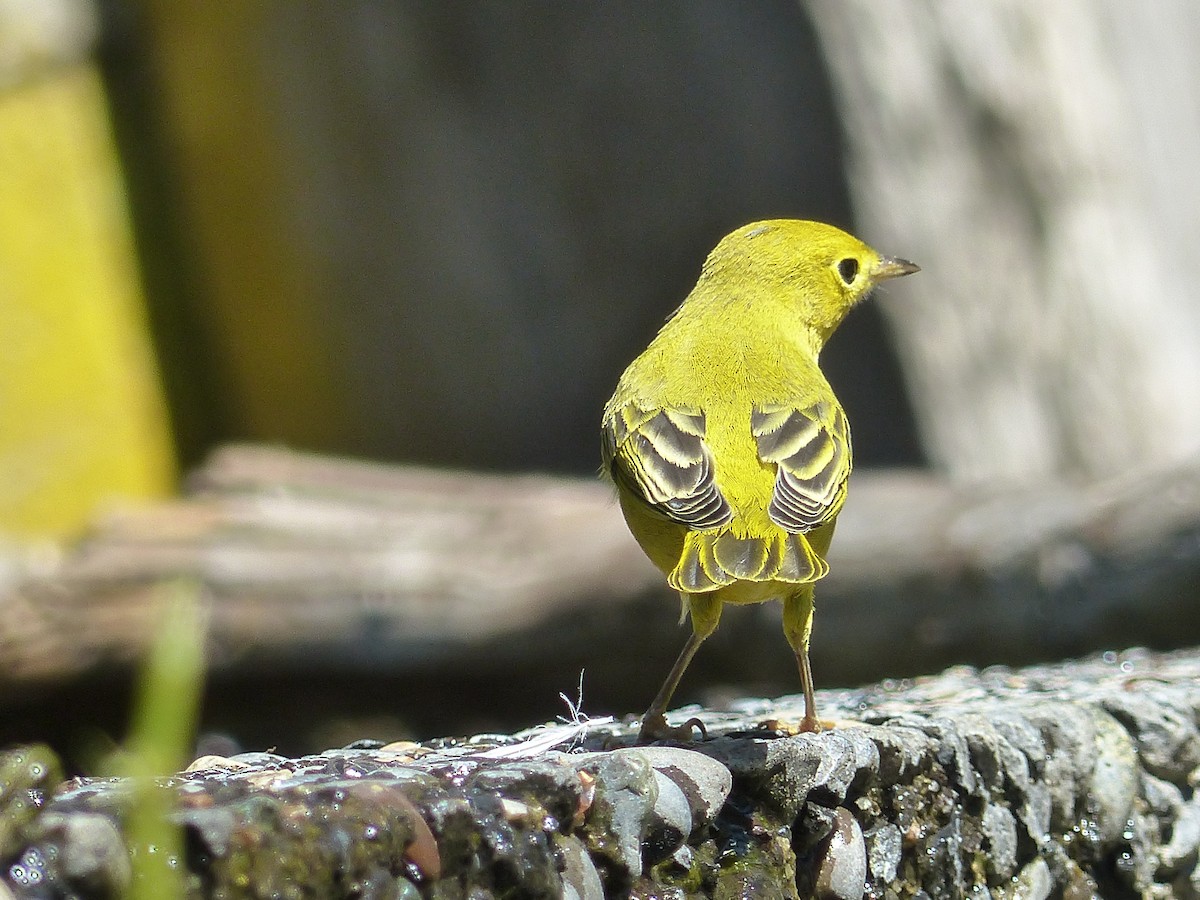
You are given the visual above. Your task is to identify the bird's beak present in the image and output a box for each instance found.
[872,257,920,280]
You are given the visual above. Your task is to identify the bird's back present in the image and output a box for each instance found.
[604,296,844,594]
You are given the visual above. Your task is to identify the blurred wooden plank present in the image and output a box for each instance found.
[1,445,1198,700]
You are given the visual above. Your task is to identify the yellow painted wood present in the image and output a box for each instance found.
[136,2,347,449]
[0,66,175,538]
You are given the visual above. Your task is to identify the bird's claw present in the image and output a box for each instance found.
[761,715,833,735]
[638,713,707,743]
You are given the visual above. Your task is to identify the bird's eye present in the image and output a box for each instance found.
[837,257,860,285]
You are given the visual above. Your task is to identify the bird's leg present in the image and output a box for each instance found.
[639,591,721,742]
[782,587,822,733]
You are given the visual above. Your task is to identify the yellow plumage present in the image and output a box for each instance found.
[602,220,918,739]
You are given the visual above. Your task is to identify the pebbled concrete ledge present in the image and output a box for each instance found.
[2,647,1198,898]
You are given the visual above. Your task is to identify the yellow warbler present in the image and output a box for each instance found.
[602,220,918,739]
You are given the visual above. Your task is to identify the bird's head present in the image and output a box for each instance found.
[700,219,919,344]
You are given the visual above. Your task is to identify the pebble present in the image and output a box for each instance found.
[642,769,691,863]
[1006,857,1052,900]
[557,833,604,900]
[704,730,874,821]
[228,751,289,767]
[981,802,1018,880]
[1088,710,1138,844]
[809,731,880,806]
[575,750,656,879]
[983,712,1051,844]
[1141,772,1183,817]
[176,806,239,858]
[912,717,978,798]
[35,812,130,894]
[863,823,901,885]
[184,755,252,773]
[630,746,733,828]
[1024,703,1095,824]
[1100,693,1200,784]
[1158,798,1200,875]
[668,843,695,873]
[814,808,866,900]
[923,812,965,897]
[956,713,1012,793]
[866,723,937,782]
[466,759,585,829]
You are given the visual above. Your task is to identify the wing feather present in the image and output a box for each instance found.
[602,402,733,530]
[752,400,851,533]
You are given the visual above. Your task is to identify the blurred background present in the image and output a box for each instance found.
[3,1,1200,763]
[2,0,925,543]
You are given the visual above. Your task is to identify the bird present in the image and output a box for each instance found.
[601,219,919,740]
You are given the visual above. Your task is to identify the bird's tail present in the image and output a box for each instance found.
[667,529,829,593]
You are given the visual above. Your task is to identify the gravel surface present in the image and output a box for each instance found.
[2,647,1198,898]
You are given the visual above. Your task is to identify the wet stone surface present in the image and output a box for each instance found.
[2,647,1199,898]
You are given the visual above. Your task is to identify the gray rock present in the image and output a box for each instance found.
[9,648,1200,898]
[668,843,694,873]
[634,745,732,829]
[863,823,901,885]
[868,723,937,782]
[815,808,866,900]
[227,751,289,767]
[174,806,239,858]
[703,733,824,820]
[556,833,604,900]
[955,713,1010,795]
[1087,710,1138,844]
[574,750,656,880]
[912,717,979,799]
[1140,772,1183,817]
[1101,693,1200,784]
[1158,798,1200,876]
[1003,857,1053,900]
[809,730,881,806]
[981,802,1018,880]
[1024,703,1095,829]
[643,769,692,864]
[466,759,585,830]
[35,812,130,894]
[922,810,964,898]
[985,712,1052,844]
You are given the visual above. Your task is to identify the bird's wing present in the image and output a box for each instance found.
[602,402,733,530]
[751,400,851,533]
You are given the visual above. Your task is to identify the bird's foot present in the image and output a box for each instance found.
[761,714,835,735]
[638,713,707,743]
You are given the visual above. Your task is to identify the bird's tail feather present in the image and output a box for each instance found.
[668,530,829,593]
